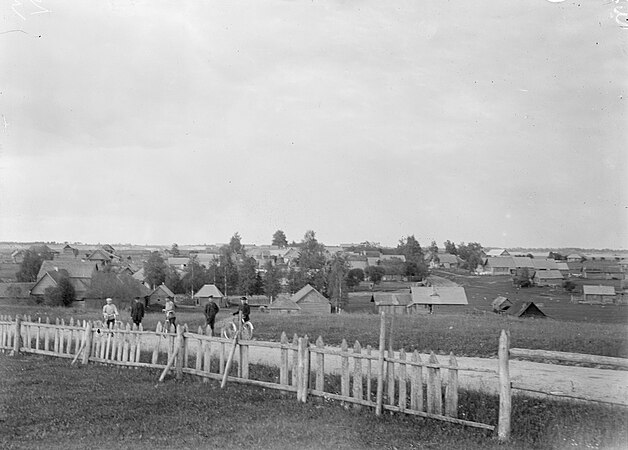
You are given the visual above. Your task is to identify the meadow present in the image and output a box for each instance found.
[1,353,627,450]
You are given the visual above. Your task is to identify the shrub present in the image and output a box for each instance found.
[44,277,75,307]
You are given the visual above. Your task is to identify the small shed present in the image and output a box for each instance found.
[372,292,413,315]
[194,284,224,307]
[267,295,301,314]
[582,285,616,304]
[291,284,331,314]
[505,301,547,318]
[148,284,175,306]
[492,296,513,313]
[533,270,564,287]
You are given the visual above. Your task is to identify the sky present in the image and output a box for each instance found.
[1,0,626,249]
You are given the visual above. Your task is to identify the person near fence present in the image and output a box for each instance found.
[163,298,176,331]
[233,296,250,323]
[102,298,119,328]
[130,296,145,326]
[204,295,219,335]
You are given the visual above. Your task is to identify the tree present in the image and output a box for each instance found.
[346,268,365,290]
[16,250,44,282]
[444,240,458,255]
[457,242,484,272]
[263,261,282,300]
[170,243,180,256]
[164,265,184,294]
[229,232,243,255]
[512,268,532,288]
[397,236,429,280]
[144,252,167,289]
[272,230,288,248]
[428,240,440,263]
[563,280,576,292]
[85,272,147,304]
[44,275,75,307]
[365,266,386,284]
[216,245,239,296]
[326,254,349,312]
[180,255,210,295]
[296,230,327,292]
[238,256,259,295]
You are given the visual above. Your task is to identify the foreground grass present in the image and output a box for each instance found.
[1,303,627,358]
[1,353,626,449]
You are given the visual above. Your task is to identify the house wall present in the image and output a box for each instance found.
[30,276,56,296]
[376,305,407,315]
[298,292,331,314]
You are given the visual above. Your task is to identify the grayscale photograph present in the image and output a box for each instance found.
[0,1,626,449]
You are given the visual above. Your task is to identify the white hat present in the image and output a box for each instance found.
[106,298,113,303]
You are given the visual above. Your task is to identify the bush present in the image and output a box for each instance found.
[563,280,576,292]
[44,277,75,307]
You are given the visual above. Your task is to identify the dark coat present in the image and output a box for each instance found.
[204,301,219,319]
[131,301,145,322]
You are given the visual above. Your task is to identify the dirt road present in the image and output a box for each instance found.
[177,334,628,406]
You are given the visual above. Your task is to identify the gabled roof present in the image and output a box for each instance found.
[492,296,512,311]
[151,284,175,297]
[194,284,224,298]
[87,248,114,262]
[534,269,563,280]
[583,285,616,296]
[486,257,515,269]
[409,286,468,305]
[380,254,406,262]
[512,257,535,269]
[132,267,145,281]
[372,292,413,306]
[532,259,559,270]
[437,254,460,264]
[291,284,328,304]
[506,301,546,318]
[556,262,570,271]
[487,249,509,257]
[267,295,301,310]
[37,260,97,280]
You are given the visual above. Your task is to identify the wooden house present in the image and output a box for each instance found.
[372,292,412,315]
[148,284,175,306]
[291,284,331,314]
[31,260,99,301]
[267,295,301,314]
[193,284,224,307]
[483,257,515,275]
[582,285,616,304]
[533,270,563,287]
[406,286,468,314]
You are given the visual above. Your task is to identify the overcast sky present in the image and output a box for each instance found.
[1,0,626,249]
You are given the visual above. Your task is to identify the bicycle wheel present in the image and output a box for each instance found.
[222,322,237,339]
[241,321,254,340]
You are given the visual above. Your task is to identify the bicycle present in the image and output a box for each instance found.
[221,317,254,340]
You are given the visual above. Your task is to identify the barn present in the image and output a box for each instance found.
[533,270,563,287]
[291,284,331,314]
[505,301,547,318]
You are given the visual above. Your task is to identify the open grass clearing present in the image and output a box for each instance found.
[1,353,626,449]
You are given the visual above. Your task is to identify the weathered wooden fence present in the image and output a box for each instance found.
[1,313,511,440]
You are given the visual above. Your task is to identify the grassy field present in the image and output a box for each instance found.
[1,302,627,359]
[1,353,626,450]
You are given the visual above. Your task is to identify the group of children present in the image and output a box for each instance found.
[101,295,250,336]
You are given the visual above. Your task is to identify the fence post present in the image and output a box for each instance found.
[13,316,22,355]
[301,335,310,403]
[353,341,363,410]
[341,339,349,400]
[498,329,511,442]
[445,353,458,418]
[427,352,442,414]
[176,325,185,381]
[280,332,289,388]
[82,322,93,365]
[296,337,304,401]
[376,312,386,416]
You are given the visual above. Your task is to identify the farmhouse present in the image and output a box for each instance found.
[533,269,563,287]
[31,260,99,300]
[406,286,468,314]
[194,284,224,306]
[291,284,331,314]
[430,253,461,269]
[582,285,616,304]
[483,257,515,275]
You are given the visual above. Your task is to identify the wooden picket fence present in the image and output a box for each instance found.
[0,313,513,441]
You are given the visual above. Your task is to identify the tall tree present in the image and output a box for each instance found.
[444,240,458,255]
[44,275,75,307]
[365,266,386,284]
[216,245,239,296]
[296,230,327,292]
[326,254,349,312]
[181,255,210,295]
[346,268,365,290]
[16,250,44,282]
[263,261,282,300]
[238,256,259,295]
[272,230,288,248]
[397,235,428,280]
[457,242,484,272]
[229,232,243,255]
[164,265,184,294]
[428,240,440,263]
[144,252,167,289]
[170,243,180,256]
